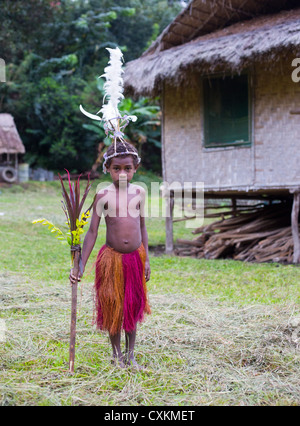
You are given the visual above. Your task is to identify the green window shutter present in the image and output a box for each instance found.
[203,74,250,147]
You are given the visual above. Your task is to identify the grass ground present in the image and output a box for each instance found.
[0,172,299,406]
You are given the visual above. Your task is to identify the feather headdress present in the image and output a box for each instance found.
[80,47,140,173]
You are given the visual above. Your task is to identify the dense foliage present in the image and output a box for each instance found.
[0,0,186,174]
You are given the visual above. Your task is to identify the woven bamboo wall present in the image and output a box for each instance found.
[163,59,300,190]
[163,72,254,188]
[254,60,300,187]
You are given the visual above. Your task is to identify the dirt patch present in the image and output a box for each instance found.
[149,244,189,256]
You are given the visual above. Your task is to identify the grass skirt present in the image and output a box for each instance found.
[94,242,151,335]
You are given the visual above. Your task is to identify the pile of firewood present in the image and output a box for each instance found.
[175,201,297,263]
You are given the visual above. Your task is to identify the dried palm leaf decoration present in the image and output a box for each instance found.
[79,47,140,173]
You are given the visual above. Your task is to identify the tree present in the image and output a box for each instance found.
[0,0,54,64]
[0,0,183,173]
[108,0,184,61]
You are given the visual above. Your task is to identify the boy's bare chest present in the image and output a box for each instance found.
[103,190,141,218]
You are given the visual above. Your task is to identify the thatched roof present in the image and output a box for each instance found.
[147,0,299,54]
[124,2,300,97]
[0,114,25,155]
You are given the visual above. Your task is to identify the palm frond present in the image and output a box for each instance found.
[58,170,94,246]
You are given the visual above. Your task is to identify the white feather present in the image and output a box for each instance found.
[79,104,101,121]
[127,115,137,122]
[80,47,138,130]
[99,47,124,130]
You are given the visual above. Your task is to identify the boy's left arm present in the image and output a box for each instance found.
[140,188,151,281]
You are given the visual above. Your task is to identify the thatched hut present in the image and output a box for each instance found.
[0,113,25,183]
[124,0,300,263]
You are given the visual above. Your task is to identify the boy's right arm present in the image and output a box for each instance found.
[69,192,104,284]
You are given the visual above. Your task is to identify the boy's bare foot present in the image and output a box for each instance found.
[126,356,144,371]
[111,355,126,368]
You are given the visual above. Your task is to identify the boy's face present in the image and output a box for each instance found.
[106,155,137,186]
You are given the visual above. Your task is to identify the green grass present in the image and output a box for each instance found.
[0,175,300,406]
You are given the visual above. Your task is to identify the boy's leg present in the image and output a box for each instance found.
[125,326,143,369]
[109,332,125,368]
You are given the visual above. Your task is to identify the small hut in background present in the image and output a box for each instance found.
[124,0,300,263]
[0,113,25,183]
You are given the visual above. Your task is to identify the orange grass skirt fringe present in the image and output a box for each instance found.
[94,242,151,335]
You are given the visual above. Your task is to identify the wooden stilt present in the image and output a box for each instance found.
[165,190,174,254]
[232,197,237,215]
[291,189,300,264]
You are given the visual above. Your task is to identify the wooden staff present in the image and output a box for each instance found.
[69,246,81,374]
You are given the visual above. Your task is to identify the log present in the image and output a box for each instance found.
[176,238,203,247]
[173,215,196,223]
[175,201,298,264]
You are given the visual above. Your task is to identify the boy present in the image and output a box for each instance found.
[70,140,151,369]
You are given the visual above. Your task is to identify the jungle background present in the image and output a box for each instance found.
[0,0,187,174]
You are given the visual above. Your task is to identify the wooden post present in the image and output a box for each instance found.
[15,154,18,181]
[291,189,300,264]
[69,248,80,374]
[232,197,237,215]
[165,190,174,254]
